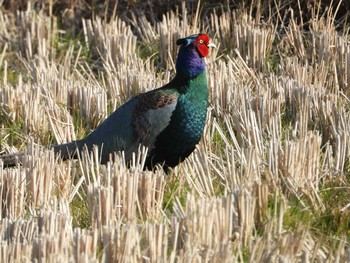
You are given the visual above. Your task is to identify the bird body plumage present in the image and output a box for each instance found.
[145,71,208,169]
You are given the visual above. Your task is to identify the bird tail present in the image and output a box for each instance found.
[53,140,83,161]
[0,140,83,168]
[0,152,25,167]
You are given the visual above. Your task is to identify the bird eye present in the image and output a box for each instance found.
[199,39,203,44]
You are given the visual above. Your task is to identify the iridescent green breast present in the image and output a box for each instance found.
[145,72,208,169]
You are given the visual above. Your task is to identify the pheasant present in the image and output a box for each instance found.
[1,34,216,170]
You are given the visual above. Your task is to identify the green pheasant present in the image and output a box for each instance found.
[2,34,216,170]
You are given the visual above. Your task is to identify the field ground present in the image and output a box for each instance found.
[0,1,350,262]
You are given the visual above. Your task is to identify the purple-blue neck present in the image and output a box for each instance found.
[176,46,206,79]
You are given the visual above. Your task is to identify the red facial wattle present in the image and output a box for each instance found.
[197,44,209,57]
[194,34,210,57]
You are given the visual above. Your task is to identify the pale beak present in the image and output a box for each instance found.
[207,43,217,49]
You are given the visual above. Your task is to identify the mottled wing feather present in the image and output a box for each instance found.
[82,90,178,163]
[126,91,178,160]
[133,92,178,115]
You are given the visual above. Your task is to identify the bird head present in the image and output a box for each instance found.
[176,34,216,57]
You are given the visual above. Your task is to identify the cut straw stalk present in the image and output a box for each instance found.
[0,2,350,261]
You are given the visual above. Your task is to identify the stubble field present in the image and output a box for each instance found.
[0,1,349,262]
